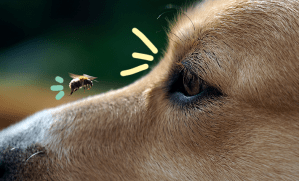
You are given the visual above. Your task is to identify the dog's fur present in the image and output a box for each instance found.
[1,0,299,180]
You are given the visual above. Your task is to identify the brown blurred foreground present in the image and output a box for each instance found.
[0,85,106,130]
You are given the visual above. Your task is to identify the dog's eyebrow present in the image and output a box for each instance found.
[181,60,206,77]
[203,50,221,68]
[177,50,223,81]
[177,51,207,75]
[180,59,194,71]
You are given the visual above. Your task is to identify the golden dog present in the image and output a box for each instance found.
[1,0,299,180]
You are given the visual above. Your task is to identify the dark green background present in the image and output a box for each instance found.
[0,0,196,91]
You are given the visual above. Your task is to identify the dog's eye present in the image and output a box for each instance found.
[183,70,207,96]
[167,67,223,106]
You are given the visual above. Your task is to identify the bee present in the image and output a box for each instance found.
[69,73,98,95]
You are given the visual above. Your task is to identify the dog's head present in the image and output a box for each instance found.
[1,0,299,180]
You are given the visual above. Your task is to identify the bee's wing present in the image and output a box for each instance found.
[83,74,97,80]
[69,73,82,79]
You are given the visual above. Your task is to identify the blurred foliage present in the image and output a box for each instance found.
[0,0,195,85]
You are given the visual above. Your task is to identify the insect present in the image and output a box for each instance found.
[69,73,98,95]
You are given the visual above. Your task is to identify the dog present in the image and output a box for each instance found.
[1,0,299,180]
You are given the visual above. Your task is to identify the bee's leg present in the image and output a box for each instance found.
[70,88,78,95]
[84,87,85,93]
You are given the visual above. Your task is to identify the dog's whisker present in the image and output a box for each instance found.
[25,151,45,164]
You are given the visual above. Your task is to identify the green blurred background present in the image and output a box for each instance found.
[0,0,195,128]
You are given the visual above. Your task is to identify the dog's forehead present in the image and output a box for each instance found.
[159,1,240,84]
[164,0,299,71]
[169,0,238,44]
[164,0,246,69]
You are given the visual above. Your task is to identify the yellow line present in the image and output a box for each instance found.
[120,64,149,76]
[132,28,158,54]
[132,52,153,61]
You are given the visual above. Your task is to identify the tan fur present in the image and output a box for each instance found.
[18,0,299,180]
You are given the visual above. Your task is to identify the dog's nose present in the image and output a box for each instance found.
[0,156,10,180]
[0,145,47,180]
[0,147,24,180]
[0,157,5,179]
